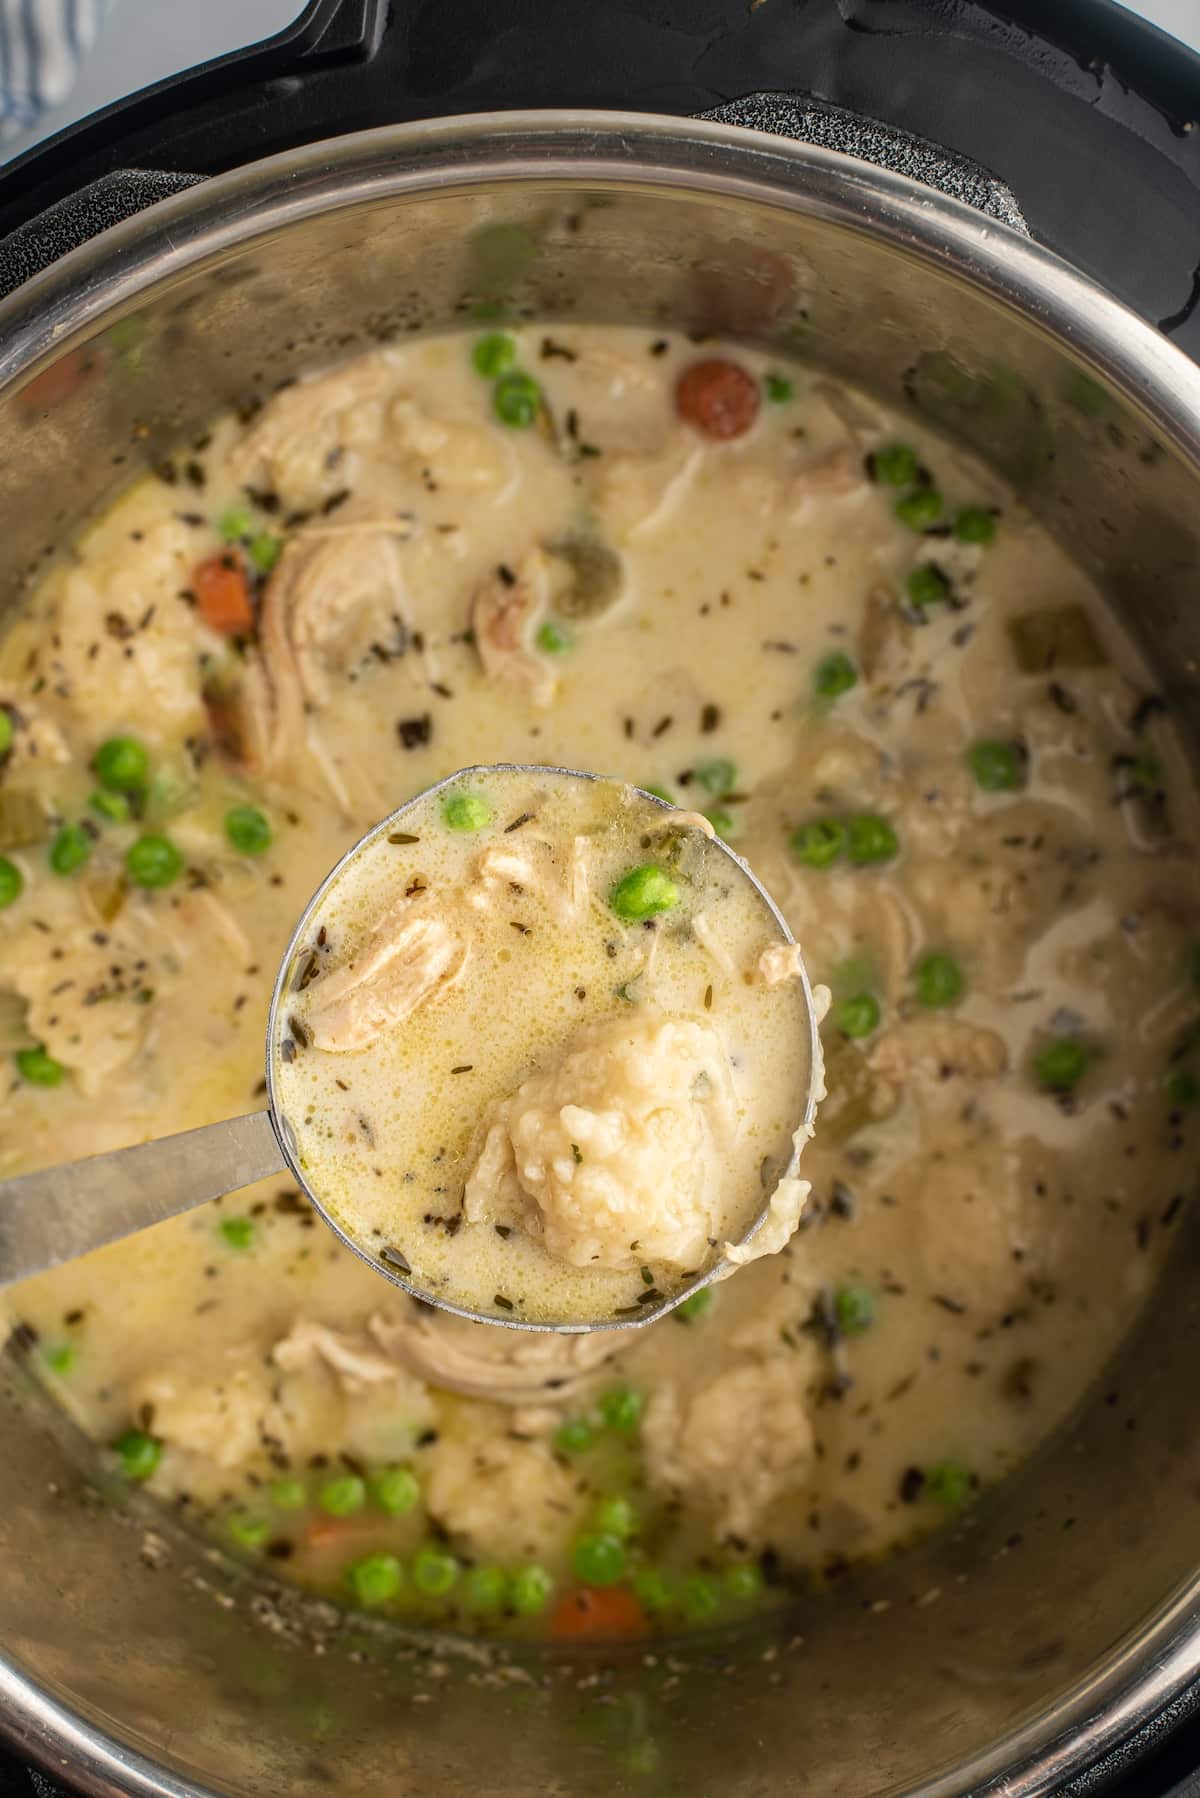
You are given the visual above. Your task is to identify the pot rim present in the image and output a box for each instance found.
[1,107,1199,1798]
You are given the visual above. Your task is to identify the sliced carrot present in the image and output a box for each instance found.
[550,1585,650,1641]
[299,1512,388,1552]
[194,553,254,636]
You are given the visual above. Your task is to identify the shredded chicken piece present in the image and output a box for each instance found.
[724,1174,811,1266]
[789,446,866,498]
[369,1307,624,1406]
[868,1018,1008,1086]
[757,942,805,987]
[254,503,414,770]
[272,1319,404,1392]
[301,896,469,1053]
[643,1355,816,1539]
[469,834,590,924]
[470,551,557,707]
[226,356,402,507]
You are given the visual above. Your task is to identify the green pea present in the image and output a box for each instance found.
[681,1573,719,1623]
[318,1474,366,1517]
[218,1215,255,1252]
[632,1567,673,1611]
[1033,1038,1089,1092]
[462,1564,508,1611]
[895,487,944,531]
[93,735,150,793]
[695,756,736,797]
[591,1495,638,1539]
[572,1531,626,1586]
[412,1545,460,1596]
[89,788,131,823]
[914,952,964,1009]
[49,823,92,877]
[814,650,858,699]
[218,504,252,542]
[834,1284,876,1335]
[845,813,899,865]
[599,1384,644,1433]
[472,332,517,378]
[834,992,880,1039]
[764,373,793,404]
[224,804,272,856]
[510,1563,554,1614]
[42,1341,77,1376]
[967,738,1026,793]
[535,618,573,654]
[674,1286,714,1325]
[553,1417,594,1456]
[704,807,737,841]
[115,1427,161,1481]
[906,563,951,608]
[925,1459,973,1507]
[268,1475,308,1512]
[442,790,493,833]
[493,370,543,429]
[228,1511,271,1550]
[1166,1069,1199,1109]
[350,1552,404,1606]
[248,532,283,576]
[370,1464,419,1516]
[871,442,920,486]
[0,709,12,757]
[723,1561,764,1601]
[641,784,675,805]
[609,865,678,922]
[954,506,996,545]
[16,1046,64,1087]
[125,833,183,888]
[0,856,22,908]
[790,818,845,869]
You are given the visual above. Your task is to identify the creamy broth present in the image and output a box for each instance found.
[273,767,814,1323]
[0,325,1195,1640]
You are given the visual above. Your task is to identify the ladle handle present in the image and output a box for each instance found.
[0,1110,285,1289]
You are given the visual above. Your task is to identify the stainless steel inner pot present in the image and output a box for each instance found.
[2,112,1200,1798]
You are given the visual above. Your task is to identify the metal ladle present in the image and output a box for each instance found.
[0,766,822,1330]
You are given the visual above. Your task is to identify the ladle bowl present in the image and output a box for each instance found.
[0,764,823,1331]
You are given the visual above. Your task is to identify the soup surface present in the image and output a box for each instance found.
[0,326,1195,1641]
[273,765,815,1324]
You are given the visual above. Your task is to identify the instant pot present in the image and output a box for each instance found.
[2,2,1200,1793]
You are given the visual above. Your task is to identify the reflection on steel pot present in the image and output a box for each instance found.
[1,113,1200,1798]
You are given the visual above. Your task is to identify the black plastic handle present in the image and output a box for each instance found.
[0,0,1197,363]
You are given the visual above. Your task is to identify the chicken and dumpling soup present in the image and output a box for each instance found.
[270,766,817,1325]
[0,323,1196,1642]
